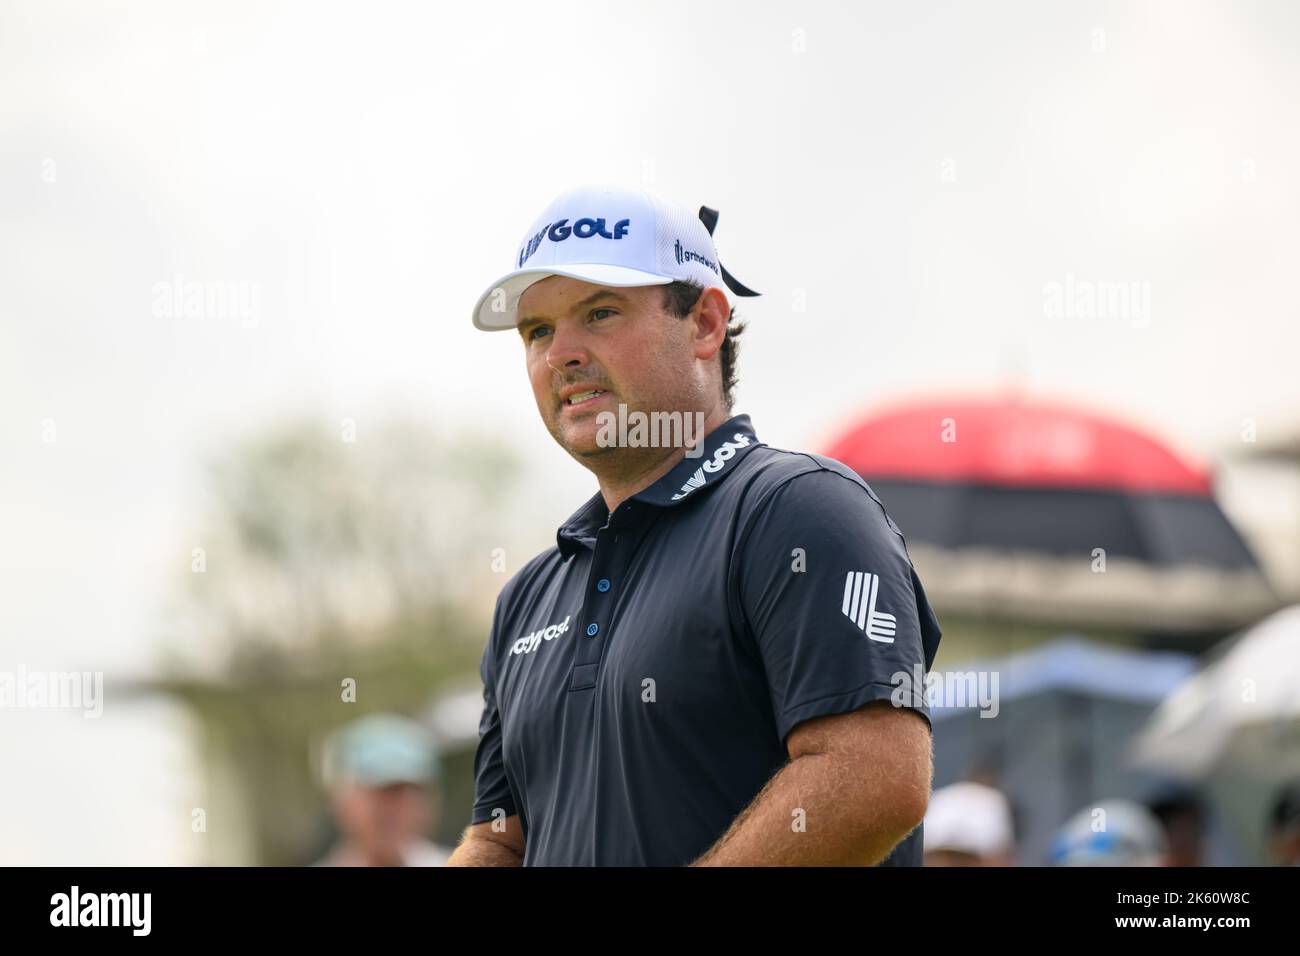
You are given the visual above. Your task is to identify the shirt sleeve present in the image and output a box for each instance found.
[469,616,518,825]
[733,467,940,746]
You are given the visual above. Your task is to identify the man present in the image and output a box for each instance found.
[447,184,942,866]
[1145,784,1205,867]
[313,713,453,867]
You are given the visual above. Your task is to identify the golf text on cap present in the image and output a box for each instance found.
[518,218,632,267]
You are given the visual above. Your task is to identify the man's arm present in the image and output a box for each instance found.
[445,815,526,867]
[691,700,932,866]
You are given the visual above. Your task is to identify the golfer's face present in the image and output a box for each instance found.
[335,781,430,860]
[517,276,689,460]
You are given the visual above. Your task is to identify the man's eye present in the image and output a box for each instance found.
[527,326,551,341]
[591,308,617,321]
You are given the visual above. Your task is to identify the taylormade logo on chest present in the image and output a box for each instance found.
[510,615,571,656]
[670,433,752,501]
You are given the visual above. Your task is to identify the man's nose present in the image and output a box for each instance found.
[544,324,588,371]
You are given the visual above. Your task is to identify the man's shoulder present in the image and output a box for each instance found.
[495,544,564,613]
[734,443,900,533]
[740,443,867,488]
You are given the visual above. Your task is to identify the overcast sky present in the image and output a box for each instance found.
[2,0,1298,863]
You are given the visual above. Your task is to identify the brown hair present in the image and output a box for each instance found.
[660,281,747,409]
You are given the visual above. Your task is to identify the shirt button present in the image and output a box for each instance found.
[596,578,611,592]
[586,623,600,637]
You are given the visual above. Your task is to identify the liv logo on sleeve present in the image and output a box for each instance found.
[841,571,897,643]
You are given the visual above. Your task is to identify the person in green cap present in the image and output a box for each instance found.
[313,713,453,867]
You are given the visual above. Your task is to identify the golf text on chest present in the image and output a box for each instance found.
[50,885,151,936]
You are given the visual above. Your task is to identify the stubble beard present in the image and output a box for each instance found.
[546,396,685,486]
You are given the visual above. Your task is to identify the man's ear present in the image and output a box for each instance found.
[691,287,730,361]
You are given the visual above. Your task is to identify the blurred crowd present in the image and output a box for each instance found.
[923,778,1300,867]
[306,709,1300,867]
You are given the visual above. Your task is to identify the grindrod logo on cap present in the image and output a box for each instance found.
[673,238,720,276]
[518,218,631,267]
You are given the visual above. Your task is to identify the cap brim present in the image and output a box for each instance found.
[472,264,675,331]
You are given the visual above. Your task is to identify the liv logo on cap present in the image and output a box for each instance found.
[518,217,632,267]
[471,184,758,332]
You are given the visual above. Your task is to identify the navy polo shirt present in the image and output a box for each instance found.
[470,413,942,866]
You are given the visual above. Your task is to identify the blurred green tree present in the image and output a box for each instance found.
[149,415,523,864]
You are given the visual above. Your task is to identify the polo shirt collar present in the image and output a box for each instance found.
[556,413,761,558]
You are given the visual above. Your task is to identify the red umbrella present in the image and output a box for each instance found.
[822,394,1277,634]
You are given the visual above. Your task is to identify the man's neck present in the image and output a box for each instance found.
[594,404,731,513]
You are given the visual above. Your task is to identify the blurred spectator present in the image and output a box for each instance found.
[1048,799,1167,866]
[1268,782,1300,867]
[312,713,453,867]
[923,781,1016,866]
[1146,786,1205,867]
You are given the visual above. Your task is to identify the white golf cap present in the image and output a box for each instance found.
[471,183,758,331]
[924,782,1015,859]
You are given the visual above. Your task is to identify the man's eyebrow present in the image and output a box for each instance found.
[517,289,631,329]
